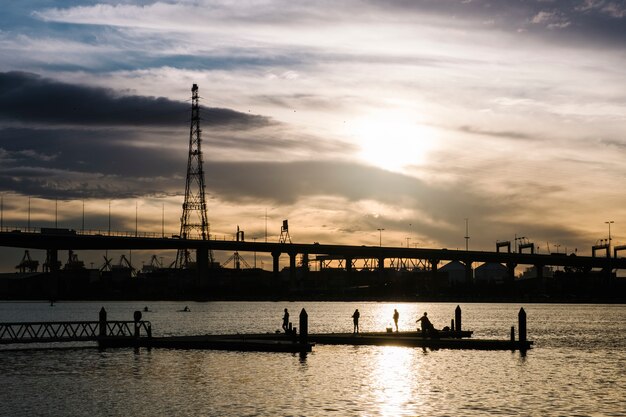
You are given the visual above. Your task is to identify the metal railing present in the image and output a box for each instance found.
[0,320,152,344]
[0,225,237,241]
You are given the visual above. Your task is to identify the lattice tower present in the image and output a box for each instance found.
[175,84,214,268]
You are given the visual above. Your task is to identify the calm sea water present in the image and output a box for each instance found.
[1,301,625,416]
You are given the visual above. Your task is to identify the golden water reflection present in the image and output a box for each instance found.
[369,346,425,416]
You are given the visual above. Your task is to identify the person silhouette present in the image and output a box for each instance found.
[393,309,399,332]
[282,308,290,333]
[416,312,432,337]
[352,309,360,334]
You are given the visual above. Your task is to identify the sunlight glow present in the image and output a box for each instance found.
[372,346,422,416]
[353,112,437,172]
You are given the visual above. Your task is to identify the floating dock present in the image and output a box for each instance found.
[306,332,532,350]
[1,306,533,353]
[98,334,313,353]
[97,331,532,352]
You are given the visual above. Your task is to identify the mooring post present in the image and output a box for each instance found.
[518,308,527,344]
[99,307,107,337]
[455,305,462,336]
[451,319,455,332]
[134,310,142,339]
[510,326,515,342]
[299,308,308,344]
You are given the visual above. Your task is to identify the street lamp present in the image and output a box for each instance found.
[377,228,385,247]
[605,221,614,245]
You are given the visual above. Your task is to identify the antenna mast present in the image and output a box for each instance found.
[175,84,213,268]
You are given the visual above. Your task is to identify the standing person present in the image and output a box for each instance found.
[352,309,360,334]
[416,312,432,337]
[282,308,290,333]
[393,309,399,332]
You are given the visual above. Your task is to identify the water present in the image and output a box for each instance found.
[1,301,625,416]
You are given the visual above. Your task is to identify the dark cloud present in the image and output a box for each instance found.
[204,160,500,218]
[0,71,270,129]
[0,127,183,177]
[458,125,538,142]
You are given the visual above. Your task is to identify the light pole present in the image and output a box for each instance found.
[605,220,614,246]
[377,228,385,247]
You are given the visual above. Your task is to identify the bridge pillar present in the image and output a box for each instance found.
[464,261,473,284]
[346,257,353,274]
[196,247,209,284]
[534,264,545,292]
[506,262,517,283]
[377,256,385,284]
[272,252,281,278]
[430,259,439,280]
[289,252,297,289]
[46,249,60,272]
[301,253,309,272]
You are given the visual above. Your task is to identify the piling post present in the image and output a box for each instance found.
[134,310,142,339]
[99,307,107,337]
[518,308,527,344]
[451,319,455,332]
[455,305,462,336]
[510,326,515,342]
[299,308,308,344]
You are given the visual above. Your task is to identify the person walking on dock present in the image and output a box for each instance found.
[416,312,432,337]
[352,309,360,334]
[282,308,290,333]
[393,309,399,332]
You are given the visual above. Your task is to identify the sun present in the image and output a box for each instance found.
[352,112,437,172]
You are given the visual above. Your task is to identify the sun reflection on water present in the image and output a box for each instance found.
[369,346,424,416]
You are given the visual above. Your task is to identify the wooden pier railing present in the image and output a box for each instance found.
[0,308,151,344]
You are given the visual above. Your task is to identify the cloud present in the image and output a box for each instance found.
[0,71,270,129]
[30,0,626,50]
[458,125,538,142]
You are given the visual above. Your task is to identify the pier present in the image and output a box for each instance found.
[1,306,532,353]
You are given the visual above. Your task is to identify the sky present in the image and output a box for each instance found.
[1,0,625,272]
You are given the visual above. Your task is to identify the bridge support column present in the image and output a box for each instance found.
[46,249,60,272]
[430,259,439,280]
[464,261,473,284]
[289,252,297,290]
[272,252,281,278]
[535,264,545,292]
[377,256,385,285]
[196,247,209,284]
[346,257,353,274]
[302,253,309,272]
[506,262,517,283]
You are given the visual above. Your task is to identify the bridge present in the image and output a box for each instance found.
[1,228,624,283]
